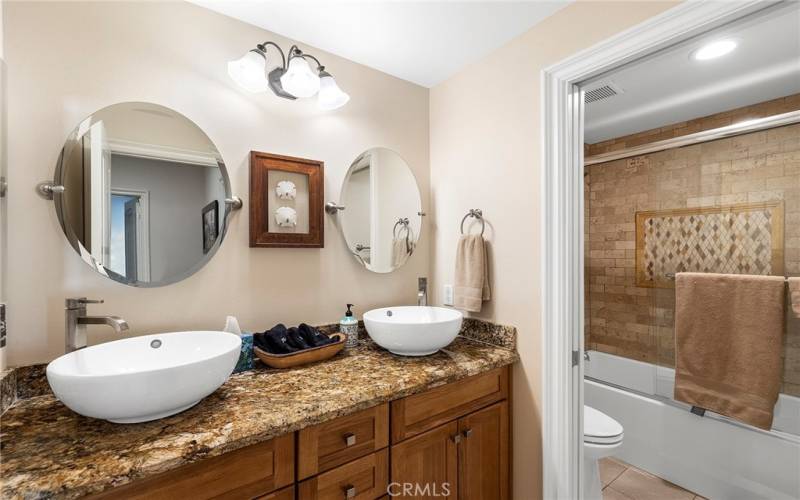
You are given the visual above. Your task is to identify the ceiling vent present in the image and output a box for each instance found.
[584,82,623,104]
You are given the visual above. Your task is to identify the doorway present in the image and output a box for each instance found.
[109,189,150,282]
[539,2,783,498]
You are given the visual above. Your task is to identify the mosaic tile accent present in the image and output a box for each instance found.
[635,202,784,288]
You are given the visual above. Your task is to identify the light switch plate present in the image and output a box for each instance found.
[443,284,454,306]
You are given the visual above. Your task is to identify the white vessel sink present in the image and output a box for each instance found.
[363,306,463,356]
[47,331,241,423]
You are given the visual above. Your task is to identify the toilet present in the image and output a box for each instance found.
[584,405,624,500]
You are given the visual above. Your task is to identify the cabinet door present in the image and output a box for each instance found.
[458,401,509,500]
[390,422,458,500]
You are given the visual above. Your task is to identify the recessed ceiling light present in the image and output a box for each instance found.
[691,39,738,61]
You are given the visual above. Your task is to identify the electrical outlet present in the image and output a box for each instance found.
[443,284,454,306]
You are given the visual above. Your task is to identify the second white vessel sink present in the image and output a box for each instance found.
[364,306,463,356]
[47,331,241,423]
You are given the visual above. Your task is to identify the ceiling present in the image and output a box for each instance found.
[583,3,800,143]
[189,1,572,88]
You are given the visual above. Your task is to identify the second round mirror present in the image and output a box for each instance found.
[339,148,422,273]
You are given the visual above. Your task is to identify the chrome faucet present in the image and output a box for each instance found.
[417,277,428,307]
[65,298,129,352]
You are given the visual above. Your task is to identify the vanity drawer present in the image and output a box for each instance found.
[298,403,389,479]
[298,449,389,500]
[390,366,508,442]
[90,434,294,500]
[255,485,295,500]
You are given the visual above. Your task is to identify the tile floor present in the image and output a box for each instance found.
[600,457,706,500]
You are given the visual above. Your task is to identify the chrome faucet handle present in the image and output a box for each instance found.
[78,298,104,304]
[65,297,105,310]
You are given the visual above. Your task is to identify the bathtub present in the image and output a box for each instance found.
[585,350,800,500]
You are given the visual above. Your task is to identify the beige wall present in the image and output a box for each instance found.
[428,2,678,498]
[5,1,429,366]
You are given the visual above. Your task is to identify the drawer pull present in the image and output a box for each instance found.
[343,484,356,498]
[462,428,473,438]
[450,434,462,444]
[343,432,357,447]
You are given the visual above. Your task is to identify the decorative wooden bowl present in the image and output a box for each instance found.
[253,333,346,369]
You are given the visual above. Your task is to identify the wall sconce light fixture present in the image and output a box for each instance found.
[228,42,350,110]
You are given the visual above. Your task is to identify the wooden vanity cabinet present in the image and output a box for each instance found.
[93,367,510,500]
[89,434,295,500]
[389,404,509,500]
[390,368,510,500]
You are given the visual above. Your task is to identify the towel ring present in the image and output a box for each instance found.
[460,209,484,236]
[393,218,410,238]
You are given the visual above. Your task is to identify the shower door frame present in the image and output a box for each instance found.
[539,1,771,498]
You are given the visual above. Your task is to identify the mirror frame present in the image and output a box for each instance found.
[49,102,236,288]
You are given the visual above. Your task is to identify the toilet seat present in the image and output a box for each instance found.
[584,405,623,445]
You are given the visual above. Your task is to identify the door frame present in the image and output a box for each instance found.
[111,188,151,281]
[539,1,769,498]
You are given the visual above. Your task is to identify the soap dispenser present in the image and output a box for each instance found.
[340,304,359,348]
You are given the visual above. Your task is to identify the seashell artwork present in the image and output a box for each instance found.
[275,206,298,228]
[275,180,297,200]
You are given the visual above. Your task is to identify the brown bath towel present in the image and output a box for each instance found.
[788,277,800,318]
[454,234,490,312]
[674,272,785,430]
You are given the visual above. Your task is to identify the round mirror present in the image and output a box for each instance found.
[52,102,232,287]
[339,148,422,273]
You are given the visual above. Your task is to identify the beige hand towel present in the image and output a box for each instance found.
[454,234,490,312]
[788,277,800,318]
[391,238,409,268]
[674,272,785,430]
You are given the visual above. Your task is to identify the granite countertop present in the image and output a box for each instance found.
[0,324,517,499]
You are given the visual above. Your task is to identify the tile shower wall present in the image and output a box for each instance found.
[585,122,800,397]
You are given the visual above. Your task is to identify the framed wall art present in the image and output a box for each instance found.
[635,201,784,288]
[201,200,219,254]
[249,151,324,248]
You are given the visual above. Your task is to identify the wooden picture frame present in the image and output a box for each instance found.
[249,151,324,248]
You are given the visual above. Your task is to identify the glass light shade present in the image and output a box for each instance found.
[280,57,320,98]
[318,74,350,110]
[228,50,268,93]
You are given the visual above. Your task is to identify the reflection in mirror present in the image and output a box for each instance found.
[54,102,231,287]
[340,148,422,273]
